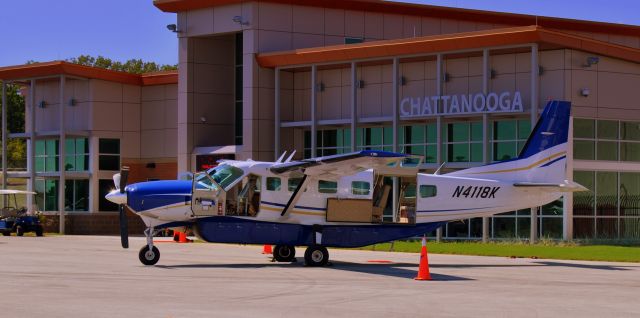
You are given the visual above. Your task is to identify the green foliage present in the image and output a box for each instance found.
[363,240,640,263]
[0,83,26,169]
[66,55,177,74]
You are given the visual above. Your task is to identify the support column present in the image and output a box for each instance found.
[274,67,280,160]
[435,53,443,242]
[310,65,317,158]
[530,44,539,244]
[27,80,35,212]
[350,62,357,152]
[392,58,399,222]
[482,49,490,243]
[58,75,66,234]
[563,116,574,240]
[1,82,7,209]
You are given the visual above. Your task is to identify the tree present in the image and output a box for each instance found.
[0,82,26,169]
[66,55,177,74]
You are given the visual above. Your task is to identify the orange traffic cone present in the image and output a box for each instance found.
[262,244,273,254]
[414,235,432,281]
[178,231,192,243]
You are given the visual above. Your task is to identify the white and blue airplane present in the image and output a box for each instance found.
[106,100,585,266]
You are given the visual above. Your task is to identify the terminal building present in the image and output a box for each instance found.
[0,0,639,240]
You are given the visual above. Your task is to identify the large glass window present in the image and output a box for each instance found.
[304,128,352,158]
[573,119,640,162]
[442,121,482,162]
[491,119,530,161]
[399,124,437,163]
[65,179,89,211]
[573,170,640,239]
[358,127,392,152]
[35,179,58,212]
[64,138,89,171]
[99,139,120,171]
[35,139,59,172]
[235,32,243,145]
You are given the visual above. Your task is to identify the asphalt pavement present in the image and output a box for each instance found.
[0,235,639,318]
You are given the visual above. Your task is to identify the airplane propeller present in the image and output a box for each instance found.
[114,166,130,249]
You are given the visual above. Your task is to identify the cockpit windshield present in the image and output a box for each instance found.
[206,164,245,190]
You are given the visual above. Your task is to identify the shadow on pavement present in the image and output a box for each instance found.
[329,261,472,280]
[533,261,637,271]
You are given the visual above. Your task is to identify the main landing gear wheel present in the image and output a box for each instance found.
[273,245,296,262]
[304,246,329,267]
[139,245,160,266]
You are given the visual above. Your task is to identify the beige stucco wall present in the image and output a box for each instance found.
[140,83,178,159]
[178,34,236,171]
[175,1,640,166]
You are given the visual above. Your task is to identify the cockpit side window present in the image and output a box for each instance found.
[419,185,437,198]
[288,178,302,192]
[207,164,244,189]
[318,180,337,194]
[266,177,281,191]
[352,181,371,195]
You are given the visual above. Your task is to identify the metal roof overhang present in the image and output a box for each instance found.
[256,26,640,69]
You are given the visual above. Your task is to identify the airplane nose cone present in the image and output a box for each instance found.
[105,190,127,205]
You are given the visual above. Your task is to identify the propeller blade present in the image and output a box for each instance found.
[119,204,129,249]
[119,166,129,194]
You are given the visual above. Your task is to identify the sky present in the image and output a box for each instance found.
[1,0,639,67]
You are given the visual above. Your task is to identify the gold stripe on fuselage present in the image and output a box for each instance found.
[468,151,566,175]
[259,205,325,216]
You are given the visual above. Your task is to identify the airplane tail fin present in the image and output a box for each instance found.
[450,100,571,184]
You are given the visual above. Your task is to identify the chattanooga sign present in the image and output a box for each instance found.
[400,91,523,117]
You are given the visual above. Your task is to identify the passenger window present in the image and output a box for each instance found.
[351,181,370,195]
[419,185,437,198]
[266,177,281,191]
[318,180,337,194]
[288,178,302,191]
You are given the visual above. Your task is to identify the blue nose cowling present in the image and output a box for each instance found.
[125,180,192,212]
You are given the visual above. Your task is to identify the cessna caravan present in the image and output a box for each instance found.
[106,100,585,266]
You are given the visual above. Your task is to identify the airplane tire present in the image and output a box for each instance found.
[139,245,160,266]
[304,246,329,267]
[273,245,296,262]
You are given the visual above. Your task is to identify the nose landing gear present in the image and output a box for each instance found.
[139,227,162,266]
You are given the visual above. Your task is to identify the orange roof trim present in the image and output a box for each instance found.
[153,0,640,36]
[256,26,640,68]
[0,61,178,86]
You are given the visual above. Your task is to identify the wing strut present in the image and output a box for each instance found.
[280,175,311,217]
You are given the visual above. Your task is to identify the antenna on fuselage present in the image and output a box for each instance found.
[285,150,296,163]
[434,162,446,175]
[275,151,287,163]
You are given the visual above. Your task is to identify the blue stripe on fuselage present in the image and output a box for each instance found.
[539,155,566,168]
[126,180,192,212]
[193,216,444,248]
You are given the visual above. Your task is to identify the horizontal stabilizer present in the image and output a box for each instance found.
[513,181,587,192]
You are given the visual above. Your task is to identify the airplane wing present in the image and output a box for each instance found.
[270,150,408,180]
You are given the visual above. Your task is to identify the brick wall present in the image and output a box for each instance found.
[42,210,146,235]
[125,162,178,184]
